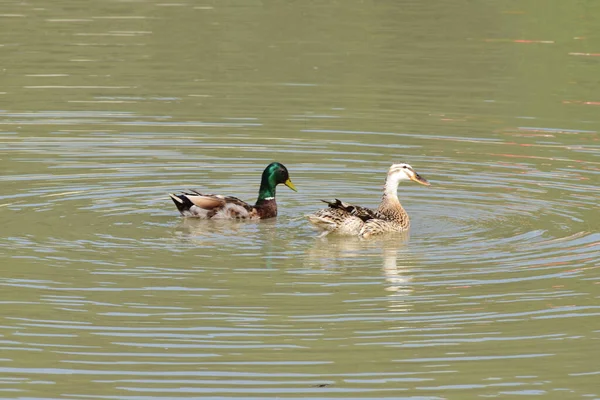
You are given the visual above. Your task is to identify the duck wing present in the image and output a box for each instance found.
[169,191,256,219]
[321,199,381,222]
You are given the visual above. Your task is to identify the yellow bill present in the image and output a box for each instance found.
[284,178,298,192]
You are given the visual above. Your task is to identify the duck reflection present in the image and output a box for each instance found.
[305,232,414,305]
[173,218,277,251]
[176,217,258,237]
[173,218,284,268]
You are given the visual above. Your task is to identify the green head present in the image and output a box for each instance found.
[258,162,297,200]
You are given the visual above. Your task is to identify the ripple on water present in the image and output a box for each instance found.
[1,111,599,398]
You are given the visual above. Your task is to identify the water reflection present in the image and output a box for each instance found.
[172,218,288,270]
[305,233,415,309]
[176,217,255,238]
[381,240,414,310]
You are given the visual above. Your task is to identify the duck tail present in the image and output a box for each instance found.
[322,198,355,213]
[169,193,194,215]
[321,199,341,207]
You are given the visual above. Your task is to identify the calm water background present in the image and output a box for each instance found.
[1,1,599,399]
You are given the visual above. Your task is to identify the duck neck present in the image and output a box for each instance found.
[255,187,277,218]
[256,177,277,206]
[377,175,406,216]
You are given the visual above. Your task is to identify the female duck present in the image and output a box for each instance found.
[307,163,429,238]
[169,162,296,219]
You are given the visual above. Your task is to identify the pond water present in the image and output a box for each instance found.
[1,1,599,399]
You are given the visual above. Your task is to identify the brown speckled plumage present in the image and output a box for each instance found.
[307,163,430,238]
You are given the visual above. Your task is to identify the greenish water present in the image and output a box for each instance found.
[1,1,599,399]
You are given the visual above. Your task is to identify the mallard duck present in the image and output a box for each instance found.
[307,163,430,238]
[169,162,296,219]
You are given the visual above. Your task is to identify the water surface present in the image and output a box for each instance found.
[1,1,599,399]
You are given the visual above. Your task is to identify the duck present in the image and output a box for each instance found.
[169,162,296,219]
[307,163,430,238]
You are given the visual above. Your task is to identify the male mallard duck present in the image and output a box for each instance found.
[307,163,430,238]
[169,162,296,219]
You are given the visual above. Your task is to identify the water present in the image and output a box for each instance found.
[1,1,599,399]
